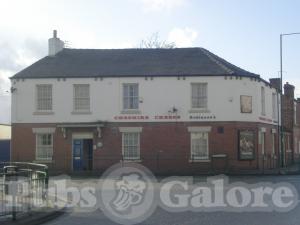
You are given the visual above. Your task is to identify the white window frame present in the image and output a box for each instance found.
[272,93,277,119]
[191,83,208,109]
[35,133,53,161]
[261,86,265,116]
[190,132,209,161]
[272,133,276,155]
[122,132,140,161]
[261,132,265,155]
[294,103,297,125]
[287,135,290,151]
[73,84,90,112]
[122,83,139,111]
[36,84,52,112]
[259,130,266,155]
[294,137,297,154]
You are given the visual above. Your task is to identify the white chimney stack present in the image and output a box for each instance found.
[48,30,64,56]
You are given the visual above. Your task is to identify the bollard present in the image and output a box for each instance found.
[4,166,19,221]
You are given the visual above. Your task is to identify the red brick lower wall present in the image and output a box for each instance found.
[293,127,300,163]
[11,122,280,175]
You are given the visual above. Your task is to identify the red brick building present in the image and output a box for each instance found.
[10,31,300,174]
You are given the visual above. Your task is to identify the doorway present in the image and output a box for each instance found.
[73,139,93,171]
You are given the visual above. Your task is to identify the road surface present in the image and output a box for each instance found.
[44,175,300,225]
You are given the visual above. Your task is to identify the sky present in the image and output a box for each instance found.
[1,0,300,124]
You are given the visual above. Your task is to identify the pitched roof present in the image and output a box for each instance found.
[12,47,259,79]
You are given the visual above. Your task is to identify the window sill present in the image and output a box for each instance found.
[71,111,92,115]
[121,110,141,115]
[189,159,211,163]
[121,159,142,163]
[189,109,210,113]
[33,160,53,164]
[211,154,227,158]
[33,111,54,115]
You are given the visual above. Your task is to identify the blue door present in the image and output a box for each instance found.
[0,140,10,162]
[73,139,83,170]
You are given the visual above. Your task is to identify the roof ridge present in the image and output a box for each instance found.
[199,48,234,75]
[11,47,258,79]
[63,47,202,51]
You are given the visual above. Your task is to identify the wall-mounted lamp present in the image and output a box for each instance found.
[61,127,67,139]
[97,126,102,138]
[168,106,178,113]
[10,87,17,93]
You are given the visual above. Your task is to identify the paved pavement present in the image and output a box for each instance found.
[44,175,300,225]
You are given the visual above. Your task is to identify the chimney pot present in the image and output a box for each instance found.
[284,82,295,98]
[269,78,281,91]
[48,30,64,56]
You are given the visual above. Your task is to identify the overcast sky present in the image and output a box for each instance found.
[1,0,300,124]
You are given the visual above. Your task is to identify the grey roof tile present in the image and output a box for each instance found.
[12,47,259,79]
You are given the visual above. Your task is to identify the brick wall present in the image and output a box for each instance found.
[11,121,279,175]
[282,82,295,131]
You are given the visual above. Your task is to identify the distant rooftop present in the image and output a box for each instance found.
[12,47,259,79]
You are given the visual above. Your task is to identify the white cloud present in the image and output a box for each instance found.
[0,35,45,124]
[167,27,198,47]
[139,0,187,11]
[0,72,11,124]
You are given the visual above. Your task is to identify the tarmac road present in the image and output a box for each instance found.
[44,175,300,225]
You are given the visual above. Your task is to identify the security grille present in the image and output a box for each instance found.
[36,84,52,111]
[191,83,207,109]
[74,84,90,111]
[122,132,140,160]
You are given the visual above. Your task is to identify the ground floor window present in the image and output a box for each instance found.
[272,133,276,155]
[122,132,140,160]
[36,133,53,160]
[190,132,209,160]
[259,131,265,155]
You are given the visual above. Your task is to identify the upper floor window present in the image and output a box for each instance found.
[272,93,277,119]
[294,103,297,125]
[191,83,207,109]
[36,84,52,111]
[36,133,53,161]
[261,87,265,116]
[73,84,90,112]
[240,95,252,113]
[123,83,139,110]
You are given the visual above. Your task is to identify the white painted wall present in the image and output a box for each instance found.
[0,125,11,139]
[11,76,280,124]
